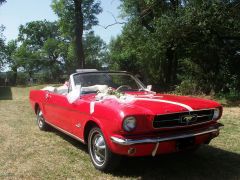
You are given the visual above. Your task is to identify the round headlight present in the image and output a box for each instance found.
[123,116,136,132]
[213,108,220,120]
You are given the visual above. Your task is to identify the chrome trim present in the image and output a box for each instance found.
[111,125,222,146]
[152,143,159,157]
[154,108,216,116]
[197,114,213,118]
[152,108,216,129]
[152,121,216,130]
[45,121,85,143]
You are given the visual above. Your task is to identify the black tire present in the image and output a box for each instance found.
[36,108,49,131]
[88,127,121,172]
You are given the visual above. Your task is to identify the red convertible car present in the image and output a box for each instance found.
[29,70,223,171]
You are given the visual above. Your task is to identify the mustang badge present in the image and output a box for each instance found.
[181,115,197,125]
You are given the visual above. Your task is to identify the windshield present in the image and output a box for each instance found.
[73,72,146,93]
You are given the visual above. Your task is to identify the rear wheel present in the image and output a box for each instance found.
[36,109,49,131]
[88,127,121,172]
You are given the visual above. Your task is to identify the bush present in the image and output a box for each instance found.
[34,72,52,84]
[216,89,240,102]
[175,80,201,95]
[16,73,28,85]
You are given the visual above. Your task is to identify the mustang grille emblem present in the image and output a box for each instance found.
[181,115,197,125]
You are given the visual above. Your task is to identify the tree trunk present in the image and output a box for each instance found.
[73,0,85,69]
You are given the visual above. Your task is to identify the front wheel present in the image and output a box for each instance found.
[88,127,121,172]
[36,109,49,131]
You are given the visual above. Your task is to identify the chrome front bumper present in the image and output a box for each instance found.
[111,123,223,146]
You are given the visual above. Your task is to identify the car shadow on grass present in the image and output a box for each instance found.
[50,127,88,153]
[111,145,240,180]
[0,86,12,100]
[47,127,240,179]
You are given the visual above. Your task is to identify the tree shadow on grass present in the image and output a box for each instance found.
[0,86,12,100]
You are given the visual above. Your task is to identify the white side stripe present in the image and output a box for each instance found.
[135,98,193,111]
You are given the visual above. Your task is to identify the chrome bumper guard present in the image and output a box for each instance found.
[111,123,223,146]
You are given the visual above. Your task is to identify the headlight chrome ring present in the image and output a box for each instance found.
[213,108,220,120]
[123,116,136,132]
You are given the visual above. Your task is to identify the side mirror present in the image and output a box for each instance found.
[146,85,152,91]
[67,85,81,104]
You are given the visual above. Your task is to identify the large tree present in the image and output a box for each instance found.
[52,0,102,69]
[4,40,18,84]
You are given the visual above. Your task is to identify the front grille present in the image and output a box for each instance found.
[153,109,214,128]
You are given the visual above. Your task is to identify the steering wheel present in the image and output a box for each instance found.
[116,85,132,92]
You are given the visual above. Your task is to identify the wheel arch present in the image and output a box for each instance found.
[34,102,44,115]
[34,103,40,114]
[83,120,101,145]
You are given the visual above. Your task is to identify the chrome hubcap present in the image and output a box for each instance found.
[38,110,44,128]
[91,132,106,166]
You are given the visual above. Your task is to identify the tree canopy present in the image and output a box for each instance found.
[109,0,240,94]
[52,0,102,68]
[1,0,240,96]
[1,0,105,84]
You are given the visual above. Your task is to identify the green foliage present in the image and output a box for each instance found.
[18,20,60,51]
[175,79,200,95]
[1,0,107,84]
[14,44,42,76]
[17,20,66,80]
[84,31,107,69]
[0,25,5,70]
[34,72,54,84]
[64,31,107,72]
[52,0,102,34]
[51,0,103,68]
[5,40,18,68]
[109,0,240,94]
[16,72,28,85]
[0,0,6,69]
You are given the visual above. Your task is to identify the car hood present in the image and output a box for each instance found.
[85,93,221,116]
[123,94,220,115]
[106,94,220,114]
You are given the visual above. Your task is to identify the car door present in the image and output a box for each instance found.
[43,91,71,130]
[43,91,89,138]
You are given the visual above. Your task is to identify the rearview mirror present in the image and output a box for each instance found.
[67,85,81,104]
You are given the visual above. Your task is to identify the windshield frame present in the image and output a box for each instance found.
[70,71,146,93]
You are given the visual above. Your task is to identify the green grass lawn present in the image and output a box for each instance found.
[0,86,240,179]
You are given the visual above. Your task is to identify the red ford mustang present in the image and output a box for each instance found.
[29,70,223,171]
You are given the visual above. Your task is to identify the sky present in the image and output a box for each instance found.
[0,0,124,44]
